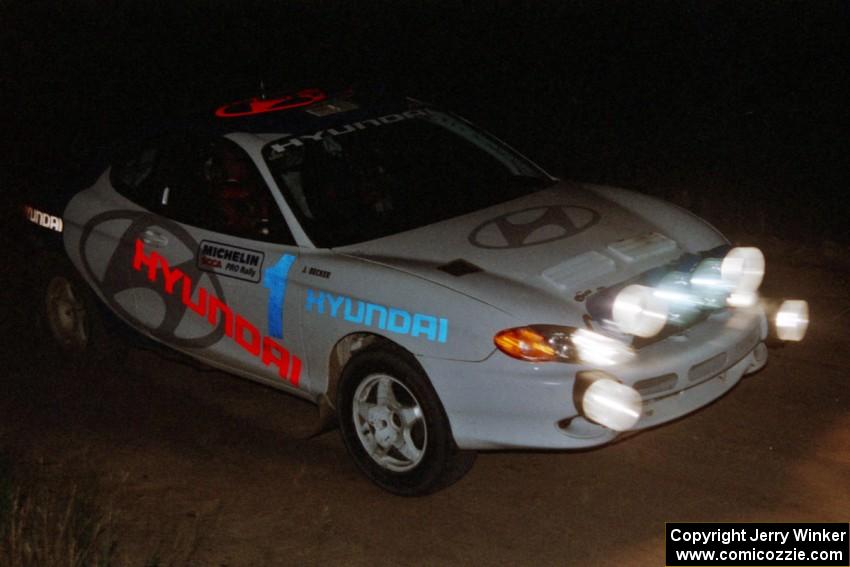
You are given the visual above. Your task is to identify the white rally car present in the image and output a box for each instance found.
[24,87,809,495]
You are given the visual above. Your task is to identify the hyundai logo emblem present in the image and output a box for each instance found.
[468,205,600,249]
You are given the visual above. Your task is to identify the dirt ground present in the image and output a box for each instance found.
[1,233,848,566]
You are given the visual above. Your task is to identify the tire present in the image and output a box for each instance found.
[337,347,476,496]
[39,260,125,367]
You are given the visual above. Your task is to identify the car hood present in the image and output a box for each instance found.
[335,181,726,321]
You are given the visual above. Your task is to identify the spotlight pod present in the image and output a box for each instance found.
[612,284,668,338]
[689,258,728,308]
[574,372,642,432]
[775,299,809,341]
[721,247,765,294]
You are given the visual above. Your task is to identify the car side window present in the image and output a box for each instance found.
[110,146,162,211]
[121,136,296,245]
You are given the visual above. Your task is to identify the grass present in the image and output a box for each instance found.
[0,450,118,567]
[0,447,213,567]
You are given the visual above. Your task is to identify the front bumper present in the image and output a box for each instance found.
[418,306,767,450]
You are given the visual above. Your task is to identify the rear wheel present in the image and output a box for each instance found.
[40,263,125,366]
[338,347,476,495]
[44,274,92,352]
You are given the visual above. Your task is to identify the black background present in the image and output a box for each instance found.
[3,1,849,243]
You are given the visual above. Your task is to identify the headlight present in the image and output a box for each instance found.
[574,370,642,431]
[571,328,635,366]
[612,284,668,337]
[494,325,634,366]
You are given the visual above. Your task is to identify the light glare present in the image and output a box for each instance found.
[721,247,765,294]
[612,284,669,337]
[775,299,809,341]
[727,291,758,307]
[689,258,729,308]
[572,328,634,366]
[582,379,642,431]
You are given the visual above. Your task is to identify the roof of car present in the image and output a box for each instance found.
[27,86,421,217]
[193,86,419,137]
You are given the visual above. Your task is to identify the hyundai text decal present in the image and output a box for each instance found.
[305,290,448,343]
[265,109,428,158]
[135,240,302,386]
[80,211,228,349]
[198,240,264,283]
[24,205,63,232]
[468,205,600,249]
[78,211,302,386]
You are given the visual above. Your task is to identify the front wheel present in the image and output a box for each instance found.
[337,347,475,495]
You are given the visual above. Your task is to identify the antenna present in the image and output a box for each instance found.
[259,80,267,100]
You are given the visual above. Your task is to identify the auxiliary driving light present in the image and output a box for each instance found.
[688,258,728,309]
[574,371,642,431]
[612,284,668,338]
[774,299,809,341]
[721,247,765,297]
[654,271,701,326]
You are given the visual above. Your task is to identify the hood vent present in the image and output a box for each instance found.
[542,251,615,291]
[437,259,483,277]
[607,232,678,263]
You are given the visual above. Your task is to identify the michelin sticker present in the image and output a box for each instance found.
[197,241,265,283]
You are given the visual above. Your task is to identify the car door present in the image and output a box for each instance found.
[67,134,314,395]
[124,135,314,393]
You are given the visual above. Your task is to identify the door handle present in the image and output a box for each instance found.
[141,229,168,247]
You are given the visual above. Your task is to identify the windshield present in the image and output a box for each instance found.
[262,107,555,247]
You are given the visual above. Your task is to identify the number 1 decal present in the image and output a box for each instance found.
[263,254,297,339]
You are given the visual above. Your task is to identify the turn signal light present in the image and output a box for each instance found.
[494,327,557,362]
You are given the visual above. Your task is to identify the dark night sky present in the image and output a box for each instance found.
[3,1,849,242]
